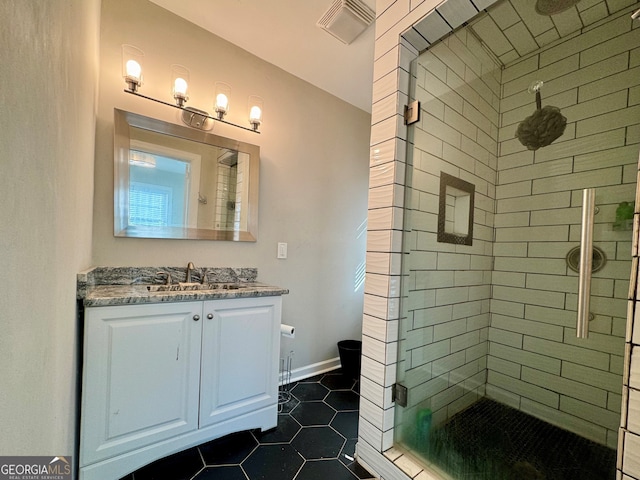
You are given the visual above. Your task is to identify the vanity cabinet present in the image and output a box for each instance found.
[199,298,280,427]
[79,296,282,480]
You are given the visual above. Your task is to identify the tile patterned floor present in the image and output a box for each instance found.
[120,370,375,480]
[406,397,616,480]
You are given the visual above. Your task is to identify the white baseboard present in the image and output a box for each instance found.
[279,356,341,384]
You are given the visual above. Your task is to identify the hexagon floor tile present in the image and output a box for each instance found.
[291,382,329,401]
[291,400,337,426]
[121,370,374,480]
[199,431,258,465]
[193,466,247,480]
[296,459,364,480]
[325,390,360,411]
[321,374,357,391]
[253,414,301,444]
[242,444,304,480]
[291,426,345,460]
[331,411,360,439]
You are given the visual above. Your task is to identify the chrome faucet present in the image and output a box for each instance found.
[157,271,172,285]
[186,262,195,283]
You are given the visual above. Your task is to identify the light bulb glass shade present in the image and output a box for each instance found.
[122,44,144,91]
[249,106,262,121]
[214,82,231,119]
[248,95,264,131]
[126,60,142,80]
[216,93,229,110]
[174,78,188,95]
[171,64,190,106]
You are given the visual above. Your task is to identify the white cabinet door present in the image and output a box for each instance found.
[199,296,281,428]
[80,302,203,466]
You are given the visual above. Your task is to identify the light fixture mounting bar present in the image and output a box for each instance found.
[124,89,260,134]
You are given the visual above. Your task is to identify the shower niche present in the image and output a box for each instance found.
[437,172,474,246]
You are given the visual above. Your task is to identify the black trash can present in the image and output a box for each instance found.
[337,340,362,379]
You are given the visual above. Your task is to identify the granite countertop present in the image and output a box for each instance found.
[78,266,288,307]
[82,283,289,307]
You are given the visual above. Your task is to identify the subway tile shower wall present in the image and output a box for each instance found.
[491,8,636,450]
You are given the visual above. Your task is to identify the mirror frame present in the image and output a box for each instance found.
[114,108,259,241]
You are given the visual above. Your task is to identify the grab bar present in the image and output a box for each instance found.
[577,188,595,339]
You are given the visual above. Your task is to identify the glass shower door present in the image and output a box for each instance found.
[393,3,636,478]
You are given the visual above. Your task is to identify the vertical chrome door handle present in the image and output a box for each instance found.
[577,188,595,339]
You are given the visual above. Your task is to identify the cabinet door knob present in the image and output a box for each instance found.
[193,314,200,321]
[207,313,214,319]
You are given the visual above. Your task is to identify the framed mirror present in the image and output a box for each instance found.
[114,109,259,240]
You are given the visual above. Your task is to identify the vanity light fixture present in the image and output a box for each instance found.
[248,95,264,131]
[171,64,189,107]
[214,82,231,120]
[122,45,144,93]
[121,45,262,133]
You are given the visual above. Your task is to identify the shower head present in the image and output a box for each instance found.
[535,0,581,15]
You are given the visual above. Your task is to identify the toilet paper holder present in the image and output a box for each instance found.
[278,351,293,410]
[280,324,295,338]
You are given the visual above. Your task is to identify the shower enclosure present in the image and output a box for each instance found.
[393,1,638,478]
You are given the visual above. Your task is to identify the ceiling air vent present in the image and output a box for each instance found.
[317,0,375,45]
